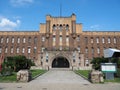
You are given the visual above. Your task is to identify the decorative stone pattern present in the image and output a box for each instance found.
[17,70,32,82]
[89,70,104,83]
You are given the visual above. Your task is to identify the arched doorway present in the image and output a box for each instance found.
[52,57,70,68]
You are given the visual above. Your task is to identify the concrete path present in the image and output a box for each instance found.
[30,69,90,84]
[0,69,120,90]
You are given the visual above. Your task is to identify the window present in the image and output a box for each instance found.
[6,37,9,43]
[5,47,8,53]
[85,37,88,44]
[28,37,31,43]
[17,37,20,43]
[102,37,105,43]
[22,47,25,53]
[85,47,88,53]
[0,47,1,53]
[33,47,37,53]
[34,37,37,44]
[12,37,14,43]
[114,37,116,44]
[59,46,62,50]
[53,24,56,30]
[73,52,76,62]
[66,24,69,30]
[11,47,13,53]
[42,36,45,42]
[91,47,94,54]
[41,47,45,52]
[77,46,80,53]
[96,37,99,43]
[28,47,31,54]
[85,59,89,66]
[59,36,62,42]
[77,36,80,41]
[97,47,100,54]
[46,53,48,62]
[23,37,26,43]
[16,47,20,53]
[66,36,69,42]
[0,37,3,43]
[91,37,93,43]
[53,36,56,42]
[108,37,111,43]
[59,24,62,31]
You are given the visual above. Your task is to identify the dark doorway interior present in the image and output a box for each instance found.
[52,57,70,68]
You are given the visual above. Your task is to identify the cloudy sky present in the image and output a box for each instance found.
[0,0,120,31]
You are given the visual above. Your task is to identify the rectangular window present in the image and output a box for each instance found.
[17,47,19,53]
[34,37,37,44]
[11,47,13,53]
[12,37,14,43]
[0,37,3,43]
[97,47,100,54]
[28,37,31,43]
[23,37,26,43]
[102,37,105,43]
[114,38,116,44]
[85,37,88,44]
[91,37,93,43]
[66,36,69,42]
[22,48,25,53]
[96,37,99,43]
[17,38,20,43]
[59,36,62,42]
[28,47,31,54]
[42,36,45,42]
[85,47,88,53]
[42,47,45,52]
[92,47,94,54]
[59,46,62,50]
[6,37,9,43]
[77,46,80,53]
[33,47,37,53]
[0,47,2,53]
[108,37,111,43]
[53,36,56,42]
[5,47,8,53]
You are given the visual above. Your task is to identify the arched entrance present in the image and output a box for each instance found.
[52,57,70,68]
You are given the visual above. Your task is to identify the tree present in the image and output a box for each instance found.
[1,55,35,73]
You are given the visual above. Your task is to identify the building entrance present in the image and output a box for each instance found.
[52,57,70,68]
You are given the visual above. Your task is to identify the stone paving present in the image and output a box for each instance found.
[0,69,120,90]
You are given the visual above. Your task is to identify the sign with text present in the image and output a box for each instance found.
[101,63,117,72]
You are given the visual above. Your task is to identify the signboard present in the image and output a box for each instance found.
[101,63,116,72]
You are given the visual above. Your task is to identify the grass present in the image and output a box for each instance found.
[74,70,90,79]
[105,78,120,83]
[0,69,46,82]
[31,69,47,78]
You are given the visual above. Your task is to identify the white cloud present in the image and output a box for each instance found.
[10,0,34,6]
[0,17,21,31]
[90,24,100,30]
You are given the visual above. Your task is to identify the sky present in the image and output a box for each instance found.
[0,0,120,31]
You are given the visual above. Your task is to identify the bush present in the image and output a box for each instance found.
[1,55,35,73]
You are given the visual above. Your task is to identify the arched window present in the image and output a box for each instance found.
[53,24,56,30]
[11,47,13,53]
[59,24,62,31]
[23,37,26,43]
[0,37,3,43]
[66,24,69,30]
[12,37,14,43]
[17,37,20,43]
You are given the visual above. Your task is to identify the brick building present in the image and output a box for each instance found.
[0,14,120,70]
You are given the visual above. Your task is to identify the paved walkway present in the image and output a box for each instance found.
[0,69,120,90]
[30,69,90,84]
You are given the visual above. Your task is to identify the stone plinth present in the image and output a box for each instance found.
[90,70,104,83]
[17,70,32,82]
